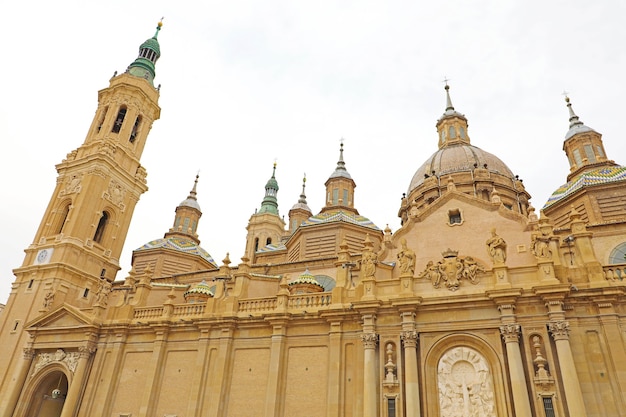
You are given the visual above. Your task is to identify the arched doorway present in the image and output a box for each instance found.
[24,370,68,417]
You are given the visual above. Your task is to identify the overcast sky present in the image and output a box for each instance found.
[1,1,624,303]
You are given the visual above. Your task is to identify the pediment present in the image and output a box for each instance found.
[25,304,96,331]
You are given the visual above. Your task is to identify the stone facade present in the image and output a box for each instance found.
[1,24,626,417]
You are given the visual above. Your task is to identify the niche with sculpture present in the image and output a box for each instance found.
[437,346,496,417]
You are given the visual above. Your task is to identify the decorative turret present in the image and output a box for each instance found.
[288,174,313,233]
[322,141,358,214]
[164,174,202,244]
[436,83,471,148]
[127,21,163,85]
[259,162,280,215]
[562,96,613,181]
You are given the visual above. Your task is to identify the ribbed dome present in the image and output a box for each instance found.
[408,143,514,194]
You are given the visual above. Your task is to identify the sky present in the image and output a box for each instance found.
[1,1,625,303]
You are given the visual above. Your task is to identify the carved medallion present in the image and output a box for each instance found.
[417,249,485,291]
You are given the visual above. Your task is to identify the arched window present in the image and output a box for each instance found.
[448,126,456,139]
[93,212,110,243]
[54,203,71,234]
[129,116,141,143]
[97,106,108,133]
[254,238,259,252]
[266,237,272,246]
[112,106,127,133]
[609,242,626,264]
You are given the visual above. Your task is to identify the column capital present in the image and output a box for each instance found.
[400,330,419,348]
[499,323,521,343]
[78,344,97,358]
[360,332,379,349]
[23,347,36,360]
[548,320,570,341]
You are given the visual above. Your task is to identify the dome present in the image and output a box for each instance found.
[184,280,214,298]
[543,165,626,209]
[179,196,201,211]
[407,143,515,194]
[135,236,216,265]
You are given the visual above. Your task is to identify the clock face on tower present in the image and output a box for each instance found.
[35,248,53,265]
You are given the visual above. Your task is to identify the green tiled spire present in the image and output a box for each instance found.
[128,21,163,85]
[258,162,280,215]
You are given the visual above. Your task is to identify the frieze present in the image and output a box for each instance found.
[417,249,485,291]
[31,349,80,376]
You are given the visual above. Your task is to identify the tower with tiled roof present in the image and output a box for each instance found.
[543,96,626,228]
[132,175,217,278]
[244,162,287,262]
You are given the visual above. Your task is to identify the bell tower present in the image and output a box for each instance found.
[0,23,163,398]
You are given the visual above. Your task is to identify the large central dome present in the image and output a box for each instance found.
[408,143,514,193]
[398,85,530,223]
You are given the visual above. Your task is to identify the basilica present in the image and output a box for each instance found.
[1,22,625,417]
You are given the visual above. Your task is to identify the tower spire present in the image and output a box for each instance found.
[298,174,308,205]
[445,83,455,111]
[258,162,280,215]
[565,95,583,129]
[127,20,163,85]
[165,174,202,243]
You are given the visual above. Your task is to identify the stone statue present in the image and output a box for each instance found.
[361,250,377,279]
[486,228,506,264]
[531,231,552,259]
[94,278,112,307]
[418,261,442,288]
[43,290,55,310]
[397,238,416,275]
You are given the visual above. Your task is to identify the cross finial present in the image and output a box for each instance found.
[442,76,451,87]
[562,90,571,103]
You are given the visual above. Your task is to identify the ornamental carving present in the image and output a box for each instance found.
[106,180,126,208]
[31,349,81,376]
[360,332,379,349]
[417,249,485,291]
[438,347,496,417]
[63,174,82,195]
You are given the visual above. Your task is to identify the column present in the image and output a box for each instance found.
[400,330,421,417]
[499,324,532,417]
[327,321,343,417]
[1,348,36,417]
[265,321,287,417]
[137,327,169,417]
[60,344,96,417]
[361,331,379,417]
[548,321,588,417]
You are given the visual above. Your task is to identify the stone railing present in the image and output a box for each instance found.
[238,297,278,313]
[172,303,205,316]
[133,307,164,320]
[133,293,333,319]
[287,293,332,309]
[603,264,626,281]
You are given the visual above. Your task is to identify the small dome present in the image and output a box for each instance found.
[184,280,214,298]
[179,196,201,211]
[407,144,514,194]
